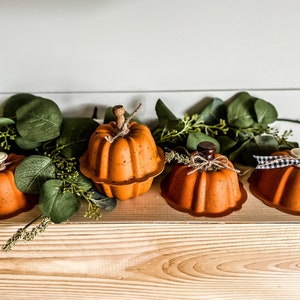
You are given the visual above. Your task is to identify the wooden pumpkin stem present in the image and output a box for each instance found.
[113,105,126,131]
[108,103,142,142]
[197,142,216,160]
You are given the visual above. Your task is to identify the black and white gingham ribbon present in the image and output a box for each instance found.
[254,155,300,169]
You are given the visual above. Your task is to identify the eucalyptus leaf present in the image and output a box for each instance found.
[198,98,226,125]
[91,189,117,211]
[154,99,180,134]
[14,155,56,194]
[240,135,278,165]
[39,179,81,223]
[16,97,62,142]
[75,172,93,192]
[228,139,251,163]
[2,93,36,118]
[56,118,99,158]
[254,99,278,124]
[0,117,15,126]
[216,135,237,154]
[229,135,279,165]
[15,136,42,150]
[155,99,178,124]
[227,92,256,128]
[186,131,220,152]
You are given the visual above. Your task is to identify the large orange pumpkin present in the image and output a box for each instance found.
[0,152,34,218]
[80,105,165,200]
[161,142,247,217]
[249,148,300,215]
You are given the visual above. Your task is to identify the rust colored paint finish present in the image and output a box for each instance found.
[249,149,300,215]
[80,105,165,200]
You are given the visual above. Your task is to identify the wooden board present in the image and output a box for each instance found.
[1,168,300,299]
[1,223,300,299]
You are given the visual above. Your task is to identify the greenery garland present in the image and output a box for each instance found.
[0,91,298,250]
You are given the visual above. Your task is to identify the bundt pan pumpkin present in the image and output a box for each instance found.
[0,152,36,219]
[249,148,300,215]
[80,104,165,200]
[161,142,247,217]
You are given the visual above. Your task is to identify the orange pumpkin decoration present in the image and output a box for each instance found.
[249,148,300,215]
[161,142,247,217]
[0,152,35,219]
[80,104,165,200]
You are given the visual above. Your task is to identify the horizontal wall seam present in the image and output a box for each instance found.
[1,87,300,95]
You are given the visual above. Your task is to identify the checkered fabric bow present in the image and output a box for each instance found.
[253,155,300,169]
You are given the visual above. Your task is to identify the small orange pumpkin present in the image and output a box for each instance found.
[80,104,165,200]
[161,142,247,217]
[249,148,300,215]
[0,152,35,219]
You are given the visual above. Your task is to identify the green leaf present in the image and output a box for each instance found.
[229,135,279,165]
[186,131,220,152]
[39,179,81,223]
[16,97,62,142]
[15,136,42,150]
[14,155,56,194]
[56,118,99,158]
[199,98,226,124]
[75,172,93,192]
[0,117,15,126]
[90,189,117,211]
[227,92,256,128]
[153,99,180,135]
[2,93,36,118]
[216,135,237,153]
[228,139,251,163]
[155,99,178,124]
[254,98,278,124]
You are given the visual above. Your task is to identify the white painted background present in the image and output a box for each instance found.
[0,0,299,131]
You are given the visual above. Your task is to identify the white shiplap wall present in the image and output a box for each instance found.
[0,0,299,123]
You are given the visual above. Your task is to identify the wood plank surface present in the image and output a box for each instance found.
[1,122,300,299]
[1,223,300,300]
[2,166,300,225]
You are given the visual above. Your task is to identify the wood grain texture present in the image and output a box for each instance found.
[1,223,300,300]
[1,145,300,299]
[2,166,300,225]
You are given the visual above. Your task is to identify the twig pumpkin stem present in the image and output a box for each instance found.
[106,103,142,143]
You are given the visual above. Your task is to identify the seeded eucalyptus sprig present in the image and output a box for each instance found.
[0,119,17,151]
[152,113,228,145]
[42,144,104,222]
[152,92,298,165]
[2,215,51,252]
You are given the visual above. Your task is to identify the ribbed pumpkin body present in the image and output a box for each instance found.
[80,121,165,200]
[0,153,31,218]
[161,154,247,217]
[249,150,300,214]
